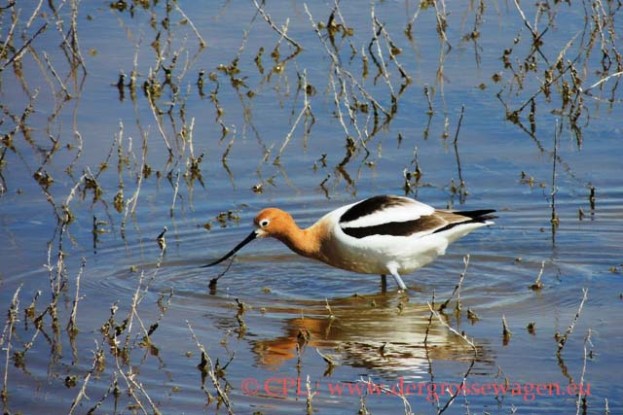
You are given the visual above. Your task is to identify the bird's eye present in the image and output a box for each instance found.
[259,219,269,228]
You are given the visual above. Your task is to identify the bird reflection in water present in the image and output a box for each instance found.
[249,293,492,378]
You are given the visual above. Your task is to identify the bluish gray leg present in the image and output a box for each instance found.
[388,267,407,291]
[380,274,387,291]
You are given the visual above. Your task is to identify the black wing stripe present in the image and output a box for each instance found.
[339,195,409,224]
[343,209,497,239]
[343,216,444,239]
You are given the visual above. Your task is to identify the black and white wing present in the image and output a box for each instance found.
[338,195,495,239]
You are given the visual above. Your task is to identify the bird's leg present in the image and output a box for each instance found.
[388,268,407,291]
[380,274,387,292]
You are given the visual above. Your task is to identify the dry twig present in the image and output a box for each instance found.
[252,0,301,51]
[426,302,478,415]
[187,321,233,413]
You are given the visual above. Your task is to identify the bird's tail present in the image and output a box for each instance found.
[455,209,497,224]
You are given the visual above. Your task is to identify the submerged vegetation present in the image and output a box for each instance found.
[1,0,621,413]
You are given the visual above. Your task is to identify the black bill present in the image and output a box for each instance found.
[203,230,258,267]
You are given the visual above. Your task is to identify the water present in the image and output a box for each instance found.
[1,1,621,414]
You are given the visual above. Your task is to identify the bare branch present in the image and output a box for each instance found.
[252,0,301,50]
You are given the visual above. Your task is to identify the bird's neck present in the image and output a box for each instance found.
[277,223,328,260]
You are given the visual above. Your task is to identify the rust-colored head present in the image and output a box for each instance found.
[205,207,306,268]
[253,208,297,239]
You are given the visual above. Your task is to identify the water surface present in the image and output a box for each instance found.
[1,1,621,414]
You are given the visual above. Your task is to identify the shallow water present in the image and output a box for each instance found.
[1,1,622,414]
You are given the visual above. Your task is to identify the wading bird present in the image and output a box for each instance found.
[205,195,495,291]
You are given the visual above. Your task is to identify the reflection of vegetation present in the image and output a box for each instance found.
[0,1,618,413]
[3,1,620,206]
[497,0,622,150]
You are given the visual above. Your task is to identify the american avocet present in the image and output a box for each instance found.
[206,195,495,291]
